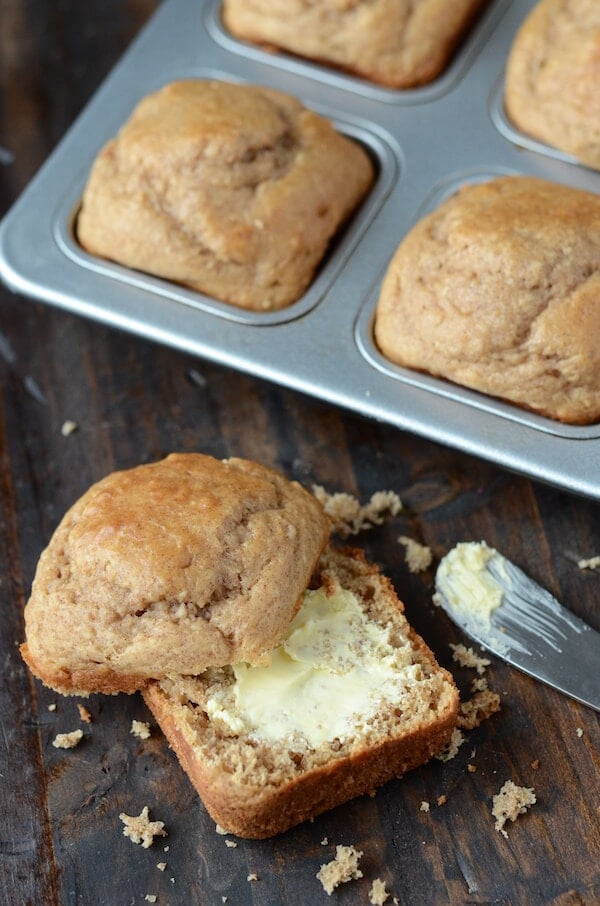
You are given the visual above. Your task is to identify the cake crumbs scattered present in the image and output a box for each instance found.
[576,727,584,738]
[312,485,402,537]
[420,801,430,813]
[225,840,237,848]
[131,719,151,740]
[577,555,600,570]
[436,727,465,762]
[47,703,57,712]
[77,704,92,723]
[492,781,536,837]
[450,643,491,675]
[398,536,433,573]
[317,845,363,895]
[156,862,167,872]
[61,419,78,437]
[457,690,502,730]
[52,729,83,749]
[369,878,390,905]
[437,795,448,807]
[119,807,167,848]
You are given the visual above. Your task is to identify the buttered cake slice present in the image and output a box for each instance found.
[143,547,459,838]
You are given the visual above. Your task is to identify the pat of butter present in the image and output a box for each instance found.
[205,584,419,747]
[436,541,504,626]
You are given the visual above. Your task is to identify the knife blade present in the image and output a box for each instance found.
[434,541,600,712]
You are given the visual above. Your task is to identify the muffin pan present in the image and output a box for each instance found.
[1,0,599,498]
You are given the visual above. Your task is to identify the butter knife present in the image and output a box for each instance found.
[434,542,600,712]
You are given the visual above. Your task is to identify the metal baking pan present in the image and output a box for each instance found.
[1,0,599,498]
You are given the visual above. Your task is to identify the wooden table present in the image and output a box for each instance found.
[1,3,598,904]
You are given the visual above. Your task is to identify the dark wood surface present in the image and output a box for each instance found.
[1,3,599,904]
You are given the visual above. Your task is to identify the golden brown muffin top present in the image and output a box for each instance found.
[21,453,330,694]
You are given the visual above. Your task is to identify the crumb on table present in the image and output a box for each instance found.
[317,844,363,895]
[369,877,390,905]
[492,781,537,838]
[450,643,490,675]
[119,807,167,848]
[131,719,151,740]
[312,485,402,537]
[398,535,433,573]
[52,729,83,749]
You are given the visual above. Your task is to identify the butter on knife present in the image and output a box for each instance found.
[434,541,600,713]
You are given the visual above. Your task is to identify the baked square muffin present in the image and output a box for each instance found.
[222,0,489,89]
[374,176,600,425]
[21,453,330,695]
[504,0,600,171]
[77,79,374,311]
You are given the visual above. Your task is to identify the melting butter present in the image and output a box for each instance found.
[205,584,420,747]
[436,541,505,625]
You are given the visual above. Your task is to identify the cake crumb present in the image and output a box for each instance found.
[436,727,465,762]
[52,729,83,749]
[156,862,167,872]
[215,824,227,835]
[576,727,584,738]
[144,896,157,904]
[312,485,402,537]
[225,840,237,848]
[77,704,92,723]
[61,419,78,436]
[471,676,489,692]
[369,878,390,905]
[437,795,448,806]
[47,703,57,712]
[420,801,430,813]
[450,643,490,675]
[531,759,540,770]
[457,690,501,730]
[467,764,477,773]
[317,845,363,895]
[398,536,433,573]
[119,807,167,848]
[131,719,151,740]
[492,781,536,837]
[247,874,258,882]
[321,837,328,845]
[577,555,600,570]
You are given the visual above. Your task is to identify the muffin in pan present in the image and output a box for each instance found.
[374,176,600,425]
[504,0,600,171]
[222,0,489,89]
[77,79,374,312]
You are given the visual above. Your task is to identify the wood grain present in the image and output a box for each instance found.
[0,2,598,904]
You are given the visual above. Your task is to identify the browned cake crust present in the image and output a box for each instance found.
[222,0,488,89]
[374,176,600,425]
[21,453,330,695]
[504,0,600,171]
[143,547,459,839]
[77,79,374,311]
